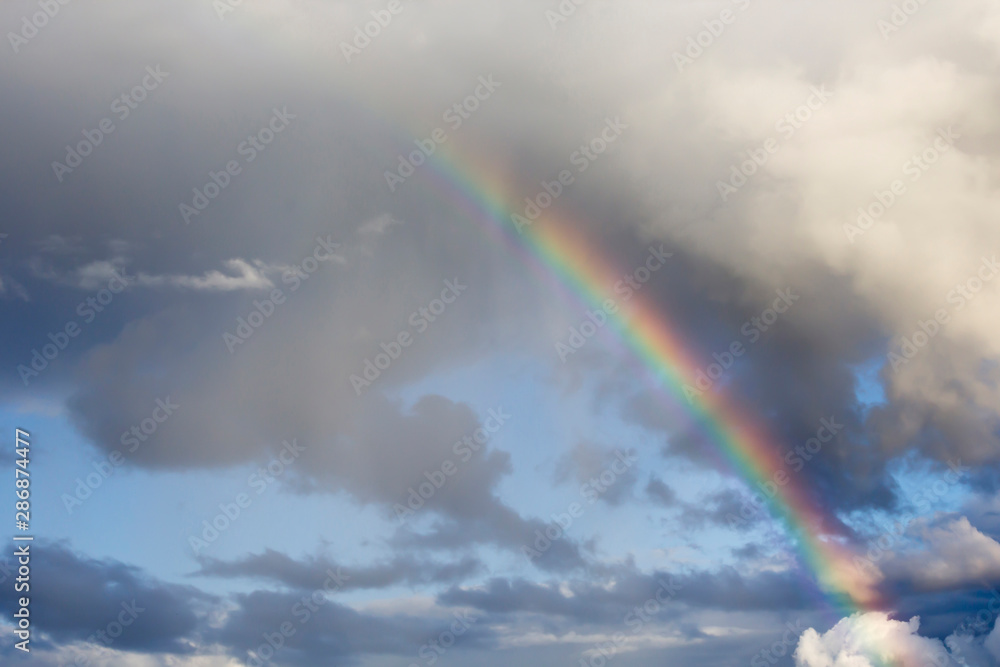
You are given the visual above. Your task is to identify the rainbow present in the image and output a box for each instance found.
[411,145,887,621]
[217,6,885,648]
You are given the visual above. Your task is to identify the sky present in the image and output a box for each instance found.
[2,0,1000,665]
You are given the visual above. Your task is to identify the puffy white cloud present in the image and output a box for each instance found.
[794,613,963,667]
[795,611,1000,667]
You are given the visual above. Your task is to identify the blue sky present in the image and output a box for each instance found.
[3,1,1000,666]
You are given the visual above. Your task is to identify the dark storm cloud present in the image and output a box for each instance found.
[613,255,902,516]
[890,584,1000,640]
[0,542,210,654]
[1,0,972,531]
[0,0,997,518]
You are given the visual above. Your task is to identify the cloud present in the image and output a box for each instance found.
[881,516,1000,593]
[646,475,678,506]
[195,549,482,591]
[36,258,275,292]
[5,0,1000,664]
[6,0,998,526]
[552,440,639,506]
[678,488,768,531]
[210,589,491,667]
[440,565,816,621]
[793,613,980,667]
[127,258,276,291]
[0,543,212,655]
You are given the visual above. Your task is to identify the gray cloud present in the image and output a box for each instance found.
[0,543,211,655]
[195,549,483,591]
[5,0,1000,664]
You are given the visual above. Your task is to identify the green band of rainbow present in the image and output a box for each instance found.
[417,146,885,624]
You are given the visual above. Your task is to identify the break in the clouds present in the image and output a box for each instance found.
[4,0,1000,665]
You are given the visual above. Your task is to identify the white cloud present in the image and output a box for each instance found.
[794,613,963,667]
[796,610,1000,667]
[59,258,275,292]
[130,258,275,291]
